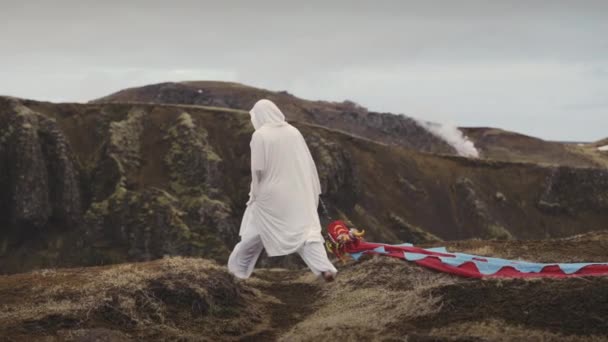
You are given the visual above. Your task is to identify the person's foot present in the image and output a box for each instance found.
[321,271,335,282]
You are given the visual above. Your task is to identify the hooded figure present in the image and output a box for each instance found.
[228,99,337,281]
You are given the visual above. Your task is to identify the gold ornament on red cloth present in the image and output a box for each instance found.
[325,220,365,263]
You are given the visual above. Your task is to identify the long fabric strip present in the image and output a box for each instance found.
[345,241,608,278]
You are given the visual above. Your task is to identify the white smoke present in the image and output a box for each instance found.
[415,119,480,158]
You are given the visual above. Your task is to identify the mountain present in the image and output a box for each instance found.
[1,95,608,274]
[93,81,458,155]
[95,81,608,168]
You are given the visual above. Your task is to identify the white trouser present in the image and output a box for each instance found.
[227,234,338,279]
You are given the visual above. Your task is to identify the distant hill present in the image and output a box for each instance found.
[93,81,457,155]
[461,127,608,168]
[592,137,608,148]
[95,81,607,168]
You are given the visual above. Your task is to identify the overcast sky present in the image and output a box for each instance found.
[1,1,607,141]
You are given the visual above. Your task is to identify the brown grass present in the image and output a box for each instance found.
[0,257,270,341]
[565,144,608,169]
[430,319,608,342]
[279,256,458,341]
[2,250,608,341]
[274,251,608,341]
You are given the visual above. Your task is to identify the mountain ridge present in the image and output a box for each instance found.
[94,81,608,168]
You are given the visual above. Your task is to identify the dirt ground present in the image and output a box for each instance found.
[407,277,608,336]
[239,269,321,341]
[1,234,608,341]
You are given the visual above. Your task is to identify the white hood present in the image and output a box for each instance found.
[249,99,287,130]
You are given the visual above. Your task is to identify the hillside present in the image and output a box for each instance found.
[597,138,608,146]
[461,127,608,168]
[2,233,608,341]
[93,81,457,155]
[1,96,608,275]
[95,81,607,168]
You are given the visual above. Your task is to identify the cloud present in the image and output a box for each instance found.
[0,1,607,141]
[585,66,608,79]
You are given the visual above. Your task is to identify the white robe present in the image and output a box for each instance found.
[228,234,337,279]
[239,99,324,256]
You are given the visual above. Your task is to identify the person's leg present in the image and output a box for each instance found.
[227,234,265,279]
[297,240,338,281]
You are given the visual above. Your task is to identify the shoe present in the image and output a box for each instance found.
[321,271,335,282]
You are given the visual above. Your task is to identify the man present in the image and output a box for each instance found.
[228,99,337,282]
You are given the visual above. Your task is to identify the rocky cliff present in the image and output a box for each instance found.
[1,96,608,274]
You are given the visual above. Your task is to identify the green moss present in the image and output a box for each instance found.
[85,183,130,221]
[0,124,15,144]
[163,111,223,195]
[181,194,228,211]
[206,148,222,162]
[388,212,442,243]
[234,115,255,134]
[0,239,8,256]
[187,232,230,260]
[311,135,334,165]
[177,112,195,128]
[108,109,144,149]
[188,237,208,249]
[155,193,177,207]
[114,185,127,199]
[168,181,197,196]
[486,224,513,240]
[86,200,110,219]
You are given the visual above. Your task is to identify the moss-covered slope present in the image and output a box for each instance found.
[1,96,607,274]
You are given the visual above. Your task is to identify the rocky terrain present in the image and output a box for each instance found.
[2,95,608,274]
[93,81,457,155]
[95,81,608,167]
[1,233,607,341]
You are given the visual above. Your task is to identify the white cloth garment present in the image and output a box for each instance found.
[228,99,337,279]
[238,99,324,257]
[228,233,338,279]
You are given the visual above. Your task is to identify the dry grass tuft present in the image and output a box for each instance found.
[0,257,269,341]
[4,249,607,341]
[460,245,495,256]
[279,255,459,341]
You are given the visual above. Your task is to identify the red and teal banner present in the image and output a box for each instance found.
[326,221,608,278]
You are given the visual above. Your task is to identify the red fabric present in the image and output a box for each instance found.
[357,248,608,278]
[346,246,607,279]
[327,220,608,278]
